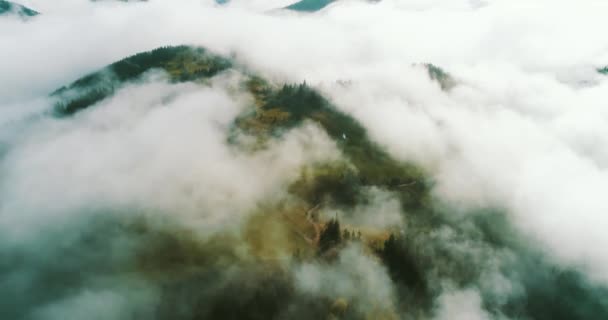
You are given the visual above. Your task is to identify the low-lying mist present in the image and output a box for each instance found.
[1,1,608,319]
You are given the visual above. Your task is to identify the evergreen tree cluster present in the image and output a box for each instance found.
[424,63,454,90]
[285,0,335,12]
[317,218,363,255]
[379,234,427,300]
[242,80,430,210]
[52,46,232,116]
[0,1,39,17]
[318,218,341,253]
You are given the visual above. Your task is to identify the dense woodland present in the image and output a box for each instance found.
[0,0,38,16]
[285,0,336,12]
[52,46,231,115]
[40,45,608,320]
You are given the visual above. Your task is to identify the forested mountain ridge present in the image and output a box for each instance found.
[285,0,336,12]
[42,45,608,320]
[0,0,38,17]
[52,46,232,116]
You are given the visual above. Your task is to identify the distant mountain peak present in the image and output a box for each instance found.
[0,1,39,18]
[285,0,336,12]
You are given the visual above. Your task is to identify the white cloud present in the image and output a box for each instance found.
[434,289,490,320]
[2,0,608,317]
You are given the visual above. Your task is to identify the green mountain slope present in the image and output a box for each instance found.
[285,0,336,12]
[52,46,231,115]
[0,0,38,17]
[424,63,455,90]
[44,45,608,320]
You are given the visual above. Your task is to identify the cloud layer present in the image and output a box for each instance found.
[2,0,608,319]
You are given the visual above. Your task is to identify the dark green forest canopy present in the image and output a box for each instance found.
[234,80,431,210]
[51,45,429,205]
[599,66,608,75]
[424,63,455,90]
[285,0,382,12]
[0,1,38,17]
[44,45,608,320]
[52,46,232,116]
[285,0,335,12]
[52,45,431,210]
